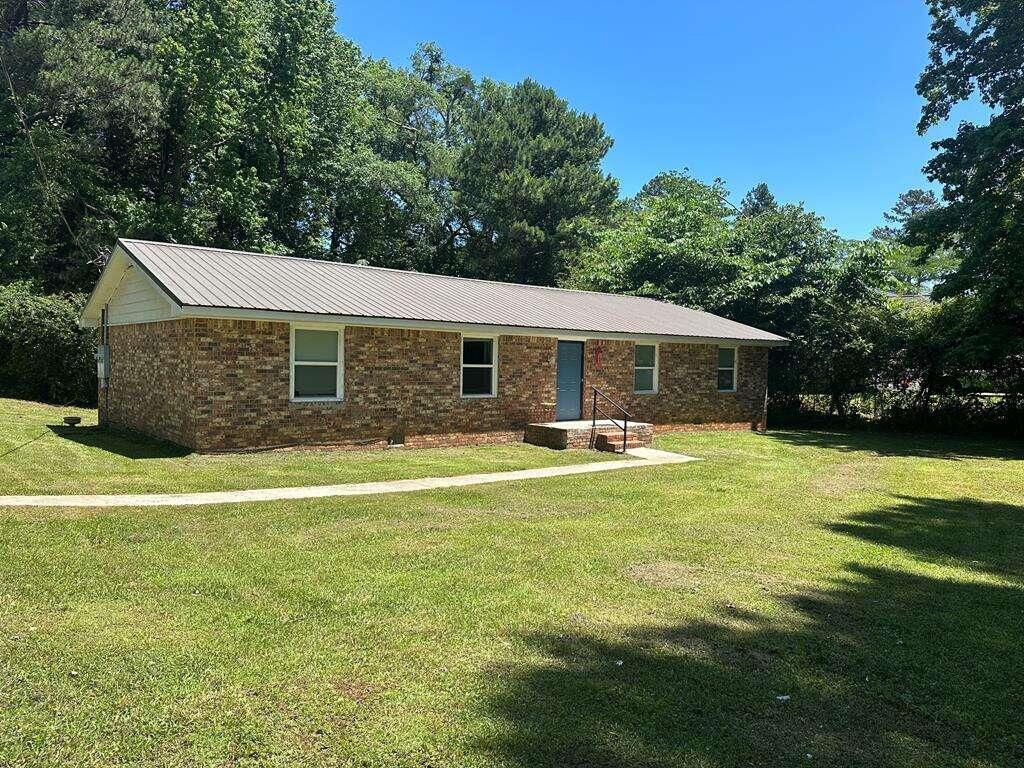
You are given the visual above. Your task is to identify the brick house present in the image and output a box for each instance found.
[80,239,788,452]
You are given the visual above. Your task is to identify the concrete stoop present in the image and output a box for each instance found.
[524,419,654,452]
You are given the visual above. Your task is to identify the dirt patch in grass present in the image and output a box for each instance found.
[628,561,817,601]
[751,571,819,595]
[327,677,375,704]
[627,561,706,589]
[810,460,878,496]
[278,674,375,708]
[171,673,375,759]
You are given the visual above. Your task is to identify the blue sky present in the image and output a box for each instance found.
[334,1,988,239]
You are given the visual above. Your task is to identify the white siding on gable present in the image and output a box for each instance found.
[106,267,176,325]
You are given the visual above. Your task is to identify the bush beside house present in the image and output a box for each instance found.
[0,283,97,406]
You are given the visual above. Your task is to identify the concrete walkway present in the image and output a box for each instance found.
[0,447,697,508]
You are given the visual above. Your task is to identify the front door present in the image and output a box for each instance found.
[555,341,584,421]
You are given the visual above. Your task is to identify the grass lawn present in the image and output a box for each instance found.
[1,412,1023,766]
[0,398,614,495]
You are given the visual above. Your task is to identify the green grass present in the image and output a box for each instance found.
[1,403,1023,767]
[0,398,613,495]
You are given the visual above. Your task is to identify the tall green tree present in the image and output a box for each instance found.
[870,188,938,242]
[568,175,893,411]
[566,171,738,309]
[739,182,777,217]
[340,43,477,273]
[727,204,891,406]
[871,189,958,294]
[456,78,618,284]
[0,0,164,291]
[787,240,893,414]
[149,0,354,255]
[1,0,371,288]
[913,0,1024,380]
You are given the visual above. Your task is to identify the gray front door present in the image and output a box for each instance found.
[555,341,584,421]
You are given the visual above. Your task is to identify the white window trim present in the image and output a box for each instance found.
[290,323,344,402]
[634,342,659,394]
[461,334,498,399]
[717,345,738,393]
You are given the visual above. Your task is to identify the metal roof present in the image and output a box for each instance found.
[104,238,787,344]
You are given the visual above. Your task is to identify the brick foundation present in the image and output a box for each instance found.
[100,318,770,452]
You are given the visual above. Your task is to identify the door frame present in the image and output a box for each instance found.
[555,338,586,421]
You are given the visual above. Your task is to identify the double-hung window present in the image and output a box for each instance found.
[717,346,737,392]
[634,343,658,394]
[461,337,496,397]
[291,326,343,401]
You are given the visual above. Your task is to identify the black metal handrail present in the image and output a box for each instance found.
[590,387,630,451]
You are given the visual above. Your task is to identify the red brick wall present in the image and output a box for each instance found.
[190,320,558,451]
[582,339,767,431]
[99,320,196,447]
[101,318,769,451]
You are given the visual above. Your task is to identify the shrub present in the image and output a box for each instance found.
[0,282,97,406]
[769,391,1023,438]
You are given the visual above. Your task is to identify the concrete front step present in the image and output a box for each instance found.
[597,437,644,446]
[595,432,645,452]
[525,419,654,451]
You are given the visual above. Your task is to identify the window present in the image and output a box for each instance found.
[634,343,657,393]
[717,346,737,392]
[462,336,496,397]
[291,326,343,401]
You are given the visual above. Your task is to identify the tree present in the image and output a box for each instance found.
[870,188,938,241]
[727,204,891,408]
[869,189,956,294]
[0,0,165,291]
[338,43,477,273]
[0,0,372,289]
[792,241,893,415]
[912,0,1024,380]
[739,182,777,217]
[149,0,354,256]
[568,175,893,413]
[456,78,618,285]
[565,171,738,310]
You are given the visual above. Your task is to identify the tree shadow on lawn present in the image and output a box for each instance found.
[480,499,1024,767]
[765,429,1024,461]
[831,496,1024,581]
[46,425,190,459]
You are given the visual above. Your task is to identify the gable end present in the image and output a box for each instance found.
[80,245,181,327]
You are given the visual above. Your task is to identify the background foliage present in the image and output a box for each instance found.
[0,282,95,405]
[0,0,1019,433]
[0,0,617,289]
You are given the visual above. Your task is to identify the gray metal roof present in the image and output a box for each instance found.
[113,238,788,344]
